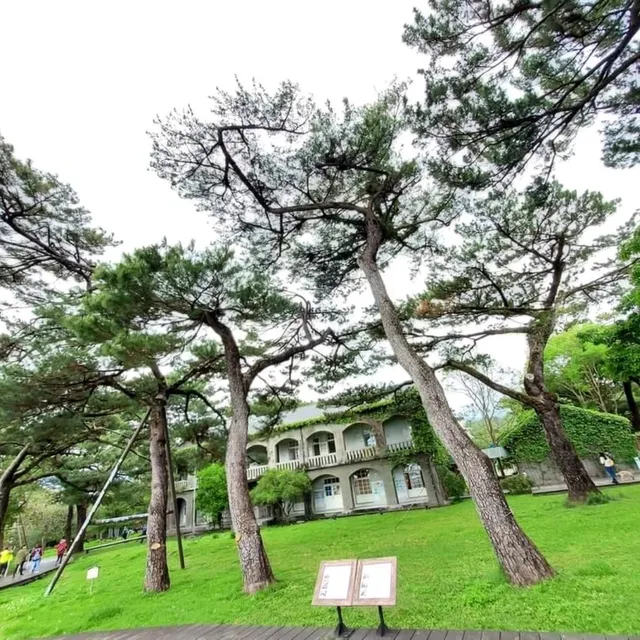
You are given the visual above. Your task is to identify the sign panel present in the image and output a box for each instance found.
[353,557,397,606]
[312,559,357,606]
[86,566,99,581]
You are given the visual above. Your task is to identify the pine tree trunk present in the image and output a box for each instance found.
[0,480,10,550]
[65,504,74,543]
[0,444,29,549]
[623,381,640,431]
[534,397,599,502]
[144,402,170,593]
[358,215,554,586]
[75,504,87,553]
[208,316,275,594]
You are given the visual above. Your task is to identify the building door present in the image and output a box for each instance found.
[393,464,427,503]
[313,477,343,513]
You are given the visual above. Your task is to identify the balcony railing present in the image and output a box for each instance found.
[174,478,195,492]
[307,453,338,469]
[247,464,269,480]
[387,440,414,453]
[244,438,414,478]
[345,446,379,463]
[275,459,302,471]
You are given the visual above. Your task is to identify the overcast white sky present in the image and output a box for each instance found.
[2,1,640,411]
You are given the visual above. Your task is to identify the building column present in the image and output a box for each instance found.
[376,463,398,508]
[338,468,354,513]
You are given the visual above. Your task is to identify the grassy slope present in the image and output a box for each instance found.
[2,487,640,639]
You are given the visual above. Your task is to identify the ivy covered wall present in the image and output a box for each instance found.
[500,405,637,463]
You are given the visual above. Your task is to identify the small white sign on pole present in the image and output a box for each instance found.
[86,566,99,594]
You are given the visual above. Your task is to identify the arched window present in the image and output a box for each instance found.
[353,469,372,496]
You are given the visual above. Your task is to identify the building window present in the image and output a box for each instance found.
[323,477,340,496]
[362,429,376,448]
[404,464,425,490]
[353,469,372,495]
[288,440,299,461]
[311,434,337,457]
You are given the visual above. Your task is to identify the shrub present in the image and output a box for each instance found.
[500,405,637,463]
[500,474,533,495]
[250,469,311,521]
[196,463,228,527]
[439,467,467,502]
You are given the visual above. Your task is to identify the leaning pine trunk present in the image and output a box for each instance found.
[534,396,599,502]
[211,316,275,594]
[144,401,171,593]
[75,503,88,553]
[0,444,29,549]
[358,214,554,586]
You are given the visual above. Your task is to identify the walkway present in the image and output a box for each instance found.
[532,476,640,495]
[0,557,57,591]
[54,626,640,640]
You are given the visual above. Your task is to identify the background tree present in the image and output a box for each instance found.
[71,242,334,593]
[545,324,622,415]
[403,0,640,186]
[196,463,228,528]
[150,82,554,586]
[251,469,311,522]
[418,180,631,501]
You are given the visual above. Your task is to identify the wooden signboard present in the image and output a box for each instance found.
[353,557,397,606]
[312,559,357,607]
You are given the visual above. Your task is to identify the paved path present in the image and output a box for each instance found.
[54,626,640,640]
[0,557,57,591]
[532,477,640,494]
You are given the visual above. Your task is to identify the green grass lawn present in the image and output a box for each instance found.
[2,486,640,640]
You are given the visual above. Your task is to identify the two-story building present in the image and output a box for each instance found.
[174,406,447,529]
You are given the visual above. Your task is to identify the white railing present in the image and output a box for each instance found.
[387,440,414,453]
[346,447,379,463]
[307,453,338,469]
[275,459,302,471]
[174,478,196,492]
[247,464,269,480]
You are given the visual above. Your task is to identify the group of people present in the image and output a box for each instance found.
[0,543,43,579]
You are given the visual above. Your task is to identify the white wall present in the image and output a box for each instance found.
[343,425,373,451]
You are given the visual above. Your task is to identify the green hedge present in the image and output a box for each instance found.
[500,405,637,463]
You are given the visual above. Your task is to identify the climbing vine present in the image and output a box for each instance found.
[500,405,637,463]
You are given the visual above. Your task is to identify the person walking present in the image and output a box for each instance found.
[599,452,619,484]
[0,546,14,578]
[30,544,43,573]
[55,539,68,567]
[11,545,29,579]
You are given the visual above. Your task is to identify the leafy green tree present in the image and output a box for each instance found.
[196,463,228,527]
[545,324,621,414]
[403,0,640,185]
[420,180,630,501]
[250,470,311,522]
[150,82,554,586]
[0,134,111,297]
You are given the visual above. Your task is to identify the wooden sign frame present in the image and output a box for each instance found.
[353,556,397,606]
[312,559,358,607]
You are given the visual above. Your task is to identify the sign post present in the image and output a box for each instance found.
[354,557,397,637]
[312,559,357,638]
[86,566,99,595]
[312,557,397,638]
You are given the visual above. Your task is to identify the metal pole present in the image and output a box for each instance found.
[163,409,185,570]
[44,409,151,597]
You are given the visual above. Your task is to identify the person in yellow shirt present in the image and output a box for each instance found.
[0,546,14,577]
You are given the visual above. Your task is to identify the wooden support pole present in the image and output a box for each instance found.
[164,415,185,570]
[44,409,151,597]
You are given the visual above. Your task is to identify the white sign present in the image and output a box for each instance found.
[358,562,391,600]
[86,566,99,581]
[318,564,353,601]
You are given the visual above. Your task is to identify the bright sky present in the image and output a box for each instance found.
[2,1,640,410]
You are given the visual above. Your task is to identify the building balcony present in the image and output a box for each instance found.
[174,476,197,492]
[275,459,303,471]
[345,446,380,463]
[307,453,338,469]
[386,440,414,453]
[247,464,269,480]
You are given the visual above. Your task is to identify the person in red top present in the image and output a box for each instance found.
[55,539,68,567]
